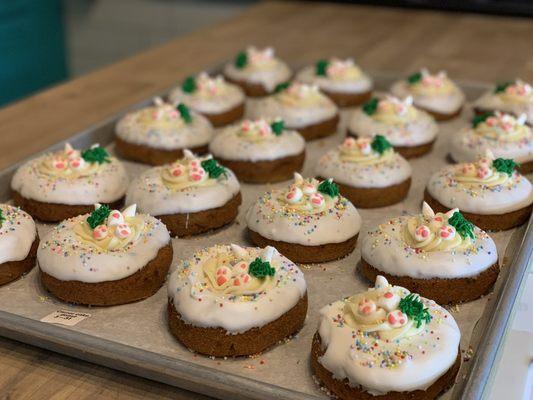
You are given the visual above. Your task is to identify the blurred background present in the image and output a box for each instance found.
[0,0,255,106]
[2,0,532,107]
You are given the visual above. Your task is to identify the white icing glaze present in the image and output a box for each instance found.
[168,244,307,334]
[450,112,533,164]
[0,204,37,264]
[474,80,533,124]
[427,161,533,215]
[11,144,128,205]
[208,119,305,162]
[115,98,214,150]
[390,69,465,115]
[37,207,170,283]
[224,46,292,92]
[361,205,497,279]
[246,83,338,129]
[318,276,460,395]
[245,174,361,246]
[296,59,373,94]
[126,151,240,215]
[315,137,412,188]
[349,96,438,147]
[168,72,245,115]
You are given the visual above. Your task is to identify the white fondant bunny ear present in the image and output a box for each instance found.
[122,204,137,218]
[445,208,459,218]
[153,97,164,106]
[484,149,495,161]
[437,70,448,79]
[374,275,389,290]
[94,203,102,210]
[90,143,100,149]
[517,113,527,125]
[183,149,195,160]
[422,201,435,218]
[404,96,413,107]
[264,47,274,57]
[421,67,429,77]
[230,244,248,259]
[261,246,276,262]
[64,142,74,154]
[293,172,304,184]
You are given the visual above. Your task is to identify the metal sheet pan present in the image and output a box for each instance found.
[0,71,530,400]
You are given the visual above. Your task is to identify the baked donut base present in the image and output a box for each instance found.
[12,191,125,223]
[347,130,434,159]
[317,177,411,208]
[214,152,305,183]
[114,137,209,166]
[322,89,372,108]
[157,192,242,237]
[298,114,340,141]
[224,75,289,97]
[360,258,499,305]
[203,102,245,127]
[0,236,39,286]
[40,243,173,306]
[311,333,461,400]
[424,189,533,231]
[248,229,358,264]
[167,293,308,357]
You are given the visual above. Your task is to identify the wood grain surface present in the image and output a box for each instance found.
[1,1,532,398]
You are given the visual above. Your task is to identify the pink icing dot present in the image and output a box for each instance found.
[191,173,203,181]
[233,278,241,286]
[388,314,397,324]
[172,168,182,177]
[384,292,393,299]
[216,276,227,286]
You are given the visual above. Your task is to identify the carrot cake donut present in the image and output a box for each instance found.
[168,72,245,127]
[38,204,172,306]
[312,275,461,399]
[167,244,307,357]
[11,143,128,222]
[126,150,241,237]
[246,173,361,263]
[347,95,438,158]
[316,135,411,208]
[473,79,533,125]
[296,58,373,107]
[208,118,305,183]
[450,112,533,174]
[0,204,38,285]
[223,46,292,97]
[390,68,465,120]
[246,82,339,141]
[425,151,533,231]
[115,98,213,165]
[360,202,499,304]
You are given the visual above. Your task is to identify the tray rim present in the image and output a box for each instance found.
[0,70,530,400]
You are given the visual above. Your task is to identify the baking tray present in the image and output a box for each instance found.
[0,71,530,400]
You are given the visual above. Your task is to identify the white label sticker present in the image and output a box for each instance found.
[40,310,91,326]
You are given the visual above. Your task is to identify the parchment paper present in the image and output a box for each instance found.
[0,82,526,399]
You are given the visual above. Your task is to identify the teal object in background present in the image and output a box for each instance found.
[0,0,67,106]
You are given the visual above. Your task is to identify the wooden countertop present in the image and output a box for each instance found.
[1,1,532,398]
